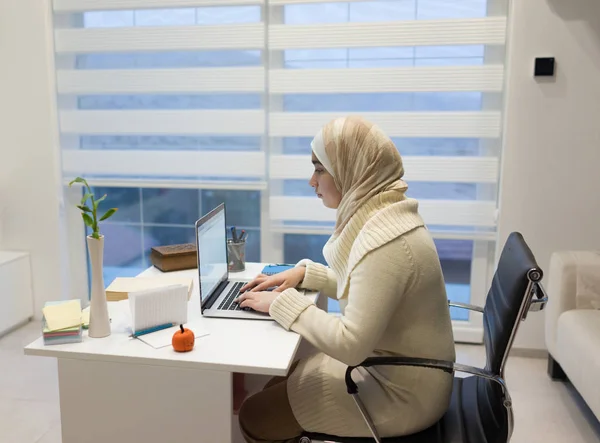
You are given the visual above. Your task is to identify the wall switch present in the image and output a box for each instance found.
[534,57,555,77]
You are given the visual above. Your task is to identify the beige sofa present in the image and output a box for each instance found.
[545,251,600,421]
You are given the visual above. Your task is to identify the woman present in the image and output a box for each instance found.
[236,116,455,443]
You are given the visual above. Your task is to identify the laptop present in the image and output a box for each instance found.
[195,203,272,320]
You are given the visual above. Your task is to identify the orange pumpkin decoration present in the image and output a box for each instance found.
[172,324,195,352]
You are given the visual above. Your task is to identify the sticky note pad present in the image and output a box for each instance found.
[42,300,82,332]
[82,306,90,329]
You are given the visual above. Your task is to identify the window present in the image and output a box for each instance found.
[55,0,507,341]
[86,187,261,286]
[284,234,474,318]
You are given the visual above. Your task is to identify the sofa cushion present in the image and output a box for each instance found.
[556,309,600,419]
[575,252,600,309]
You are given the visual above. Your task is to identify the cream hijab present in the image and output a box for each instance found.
[311,116,408,234]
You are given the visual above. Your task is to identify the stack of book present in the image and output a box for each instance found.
[42,299,85,345]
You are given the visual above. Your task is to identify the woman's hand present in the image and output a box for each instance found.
[240,267,306,293]
[235,291,279,313]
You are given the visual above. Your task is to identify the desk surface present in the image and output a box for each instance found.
[24,263,317,376]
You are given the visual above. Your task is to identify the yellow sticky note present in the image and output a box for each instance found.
[82,306,90,328]
[42,300,82,331]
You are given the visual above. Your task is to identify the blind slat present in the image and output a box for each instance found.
[270,196,497,227]
[269,0,372,4]
[60,110,265,135]
[270,65,503,94]
[270,155,498,183]
[270,112,501,138]
[54,0,263,12]
[55,24,265,53]
[57,67,265,94]
[63,150,266,178]
[270,17,506,49]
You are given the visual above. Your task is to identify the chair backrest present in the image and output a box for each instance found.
[483,232,543,375]
[457,232,543,443]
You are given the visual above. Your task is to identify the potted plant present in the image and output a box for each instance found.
[69,177,118,338]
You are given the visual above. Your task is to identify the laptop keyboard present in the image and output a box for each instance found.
[217,282,252,311]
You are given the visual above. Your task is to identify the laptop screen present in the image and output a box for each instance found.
[196,205,228,305]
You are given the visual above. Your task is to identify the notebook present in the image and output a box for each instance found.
[136,321,210,349]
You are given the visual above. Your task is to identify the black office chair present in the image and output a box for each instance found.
[300,232,548,443]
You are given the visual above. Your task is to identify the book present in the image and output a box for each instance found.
[106,276,194,302]
[150,243,197,272]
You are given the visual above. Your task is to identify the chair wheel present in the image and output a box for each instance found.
[299,437,312,443]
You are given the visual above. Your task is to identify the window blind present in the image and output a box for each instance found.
[54,0,506,239]
[266,0,506,238]
[55,0,267,189]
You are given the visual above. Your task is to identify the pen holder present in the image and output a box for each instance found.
[227,240,246,272]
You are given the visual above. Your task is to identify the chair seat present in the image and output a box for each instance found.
[302,375,507,443]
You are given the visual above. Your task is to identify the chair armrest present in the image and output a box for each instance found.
[448,301,484,313]
[448,283,547,316]
[344,357,515,441]
[344,357,454,393]
[344,357,508,395]
[528,282,548,312]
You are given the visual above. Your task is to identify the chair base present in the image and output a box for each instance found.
[547,355,568,381]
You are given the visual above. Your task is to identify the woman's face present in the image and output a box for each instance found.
[309,152,342,209]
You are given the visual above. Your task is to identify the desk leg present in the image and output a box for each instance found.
[57,358,232,443]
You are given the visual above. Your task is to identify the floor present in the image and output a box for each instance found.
[1,322,599,443]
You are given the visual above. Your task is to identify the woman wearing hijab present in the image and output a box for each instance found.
[235,116,455,443]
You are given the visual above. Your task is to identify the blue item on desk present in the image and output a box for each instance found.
[261,264,294,276]
[130,323,176,339]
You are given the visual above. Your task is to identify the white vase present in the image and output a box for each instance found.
[87,235,111,338]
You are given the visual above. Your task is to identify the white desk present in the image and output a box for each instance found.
[25,263,321,443]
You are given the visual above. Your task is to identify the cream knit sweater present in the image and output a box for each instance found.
[269,195,456,437]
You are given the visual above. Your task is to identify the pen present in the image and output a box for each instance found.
[239,230,247,242]
[130,323,175,338]
[231,226,238,242]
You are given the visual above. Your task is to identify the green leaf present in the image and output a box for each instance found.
[99,208,118,221]
[81,213,94,227]
[80,193,93,206]
[77,205,92,213]
[69,177,89,188]
[93,194,107,210]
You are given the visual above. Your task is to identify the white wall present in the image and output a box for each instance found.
[0,0,71,317]
[497,0,600,349]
